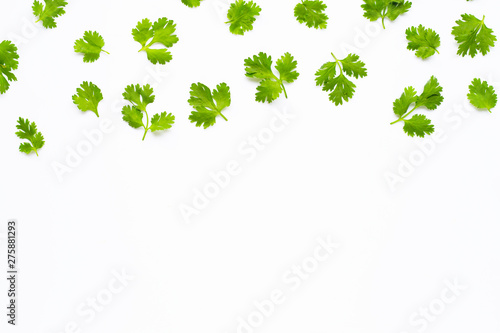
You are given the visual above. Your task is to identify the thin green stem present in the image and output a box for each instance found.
[281,83,288,99]
[35,18,41,23]
[142,109,150,141]
[101,49,110,55]
[381,17,386,29]
[219,112,228,121]
[390,106,418,125]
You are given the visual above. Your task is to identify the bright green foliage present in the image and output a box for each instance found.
[361,0,412,29]
[188,83,231,129]
[182,0,202,7]
[244,52,299,103]
[406,25,440,59]
[0,40,19,94]
[294,0,328,29]
[72,81,103,117]
[74,31,109,63]
[32,0,67,29]
[390,76,444,138]
[132,18,179,65]
[122,84,175,140]
[15,118,45,156]
[467,78,497,112]
[315,53,367,106]
[226,0,261,35]
[452,14,496,57]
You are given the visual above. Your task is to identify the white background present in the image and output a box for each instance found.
[1,0,500,332]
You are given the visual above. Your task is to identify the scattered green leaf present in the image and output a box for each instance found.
[188,83,231,129]
[132,18,179,65]
[244,52,299,103]
[467,78,497,112]
[72,81,103,117]
[182,0,203,7]
[452,14,496,57]
[406,25,440,59]
[226,0,261,35]
[122,84,175,140]
[390,76,444,137]
[32,0,67,29]
[361,0,412,29]
[15,117,45,156]
[74,31,109,63]
[294,0,328,29]
[0,40,19,94]
[315,53,367,105]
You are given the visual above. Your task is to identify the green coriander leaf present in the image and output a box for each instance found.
[403,114,434,138]
[122,105,144,129]
[467,78,497,112]
[182,0,203,7]
[132,18,179,64]
[315,53,367,106]
[415,75,444,110]
[72,81,103,117]
[0,40,19,94]
[33,0,67,29]
[150,112,175,132]
[390,76,443,137]
[74,31,109,63]
[393,87,418,117]
[122,84,174,140]
[361,0,412,29]
[244,52,275,79]
[452,14,496,57]
[188,83,231,128]
[406,25,440,59]
[256,79,283,103]
[123,84,155,111]
[244,52,299,103]
[226,0,261,35]
[15,117,45,156]
[294,0,328,29]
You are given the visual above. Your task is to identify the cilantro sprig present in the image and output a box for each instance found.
[467,78,497,112]
[226,0,261,35]
[390,76,444,138]
[361,0,412,29]
[16,118,45,156]
[452,14,496,58]
[132,18,179,65]
[0,40,19,95]
[406,25,440,59]
[32,0,67,29]
[315,53,367,106]
[244,52,299,103]
[72,81,103,117]
[122,84,175,140]
[74,31,109,63]
[188,83,231,129]
[182,0,203,7]
[294,0,328,29]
